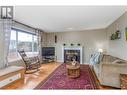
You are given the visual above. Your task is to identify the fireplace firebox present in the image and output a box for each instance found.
[64,50,80,63]
[62,46,83,64]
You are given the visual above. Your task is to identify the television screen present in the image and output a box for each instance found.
[42,47,55,56]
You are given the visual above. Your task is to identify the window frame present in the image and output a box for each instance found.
[8,28,38,62]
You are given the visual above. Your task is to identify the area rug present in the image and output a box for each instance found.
[35,64,99,89]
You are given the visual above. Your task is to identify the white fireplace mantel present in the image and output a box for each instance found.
[62,46,83,64]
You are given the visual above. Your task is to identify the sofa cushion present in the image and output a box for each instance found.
[90,52,102,65]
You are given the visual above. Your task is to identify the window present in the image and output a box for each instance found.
[8,28,38,62]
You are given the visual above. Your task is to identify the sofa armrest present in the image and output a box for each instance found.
[101,62,127,76]
[100,63,127,88]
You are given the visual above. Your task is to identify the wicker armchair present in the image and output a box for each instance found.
[18,50,41,74]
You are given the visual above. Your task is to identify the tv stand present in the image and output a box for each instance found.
[42,56,55,63]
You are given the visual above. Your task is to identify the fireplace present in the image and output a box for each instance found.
[62,46,83,64]
[64,50,80,63]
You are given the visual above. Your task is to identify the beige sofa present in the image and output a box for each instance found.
[93,54,127,88]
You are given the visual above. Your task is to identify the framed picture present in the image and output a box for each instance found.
[125,28,127,41]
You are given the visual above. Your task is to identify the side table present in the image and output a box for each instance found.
[120,74,127,89]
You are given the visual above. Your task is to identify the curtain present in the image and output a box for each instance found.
[36,29,43,63]
[2,19,12,67]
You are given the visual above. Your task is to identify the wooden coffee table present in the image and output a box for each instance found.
[66,63,80,78]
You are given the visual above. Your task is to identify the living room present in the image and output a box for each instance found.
[0,4,127,94]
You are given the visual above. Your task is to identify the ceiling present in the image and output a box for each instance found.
[14,6,127,32]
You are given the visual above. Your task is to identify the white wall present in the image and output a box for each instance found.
[106,12,127,60]
[46,29,108,63]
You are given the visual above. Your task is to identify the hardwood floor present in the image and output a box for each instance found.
[2,62,118,89]
[2,62,60,89]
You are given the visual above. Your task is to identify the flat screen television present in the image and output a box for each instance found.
[42,47,55,56]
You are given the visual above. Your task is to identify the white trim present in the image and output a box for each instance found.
[0,73,21,88]
[61,46,64,63]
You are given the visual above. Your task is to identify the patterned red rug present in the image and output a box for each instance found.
[35,64,99,89]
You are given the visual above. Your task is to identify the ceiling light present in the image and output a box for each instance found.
[67,28,73,30]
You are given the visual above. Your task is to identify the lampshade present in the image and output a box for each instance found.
[98,49,103,53]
